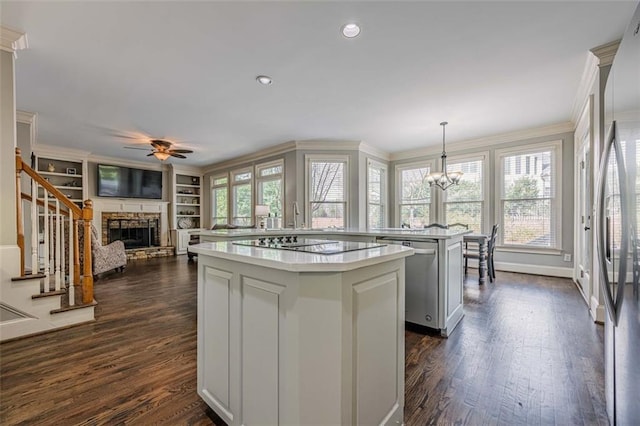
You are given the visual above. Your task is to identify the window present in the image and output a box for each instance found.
[211,175,228,225]
[256,160,283,219]
[231,168,252,226]
[367,160,387,229]
[444,157,485,233]
[497,141,562,248]
[307,156,348,229]
[397,163,432,228]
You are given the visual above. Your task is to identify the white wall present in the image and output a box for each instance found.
[0,50,17,247]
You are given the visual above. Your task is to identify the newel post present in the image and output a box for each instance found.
[15,148,25,276]
[82,199,94,304]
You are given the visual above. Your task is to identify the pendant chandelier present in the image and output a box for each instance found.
[426,121,463,190]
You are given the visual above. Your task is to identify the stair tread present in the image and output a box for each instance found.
[11,273,46,282]
[32,290,66,299]
[50,300,97,314]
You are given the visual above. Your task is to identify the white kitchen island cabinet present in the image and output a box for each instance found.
[191,242,413,426]
[196,228,468,337]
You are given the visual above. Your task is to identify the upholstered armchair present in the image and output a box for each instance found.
[76,224,127,278]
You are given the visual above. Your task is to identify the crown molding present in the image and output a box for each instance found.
[389,121,574,161]
[294,139,361,151]
[0,26,28,54]
[359,142,391,162]
[202,140,297,174]
[590,39,620,67]
[169,163,205,175]
[88,154,166,171]
[33,143,91,160]
[16,110,36,124]
[570,53,599,126]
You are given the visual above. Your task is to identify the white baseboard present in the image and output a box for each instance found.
[466,259,573,278]
[590,295,605,324]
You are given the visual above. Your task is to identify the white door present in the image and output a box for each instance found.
[576,133,591,299]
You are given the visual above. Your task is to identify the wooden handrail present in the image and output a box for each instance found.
[15,147,94,304]
[21,192,71,217]
[18,158,82,217]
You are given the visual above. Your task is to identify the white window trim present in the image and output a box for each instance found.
[305,154,350,229]
[366,158,388,229]
[495,140,563,250]
[210,173,229,224]
[230,166,254,225]
[441,152,489,233]
[256,159,284,217]
[395,160,435,227]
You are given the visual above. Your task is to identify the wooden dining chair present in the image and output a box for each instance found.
[448,223,469,230]
[424,223,449,229]
[464,224,499,282]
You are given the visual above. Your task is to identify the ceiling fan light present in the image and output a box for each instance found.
[153,151,171,161]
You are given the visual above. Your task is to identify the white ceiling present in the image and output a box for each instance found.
[2,1,636,167]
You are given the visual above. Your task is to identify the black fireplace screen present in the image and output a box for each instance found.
[108,218,159,249]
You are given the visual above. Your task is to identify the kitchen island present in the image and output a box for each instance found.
[194,228,468,336]
[190,239,413,425]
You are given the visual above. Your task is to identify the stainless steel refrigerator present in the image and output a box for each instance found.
[597,4,640,424]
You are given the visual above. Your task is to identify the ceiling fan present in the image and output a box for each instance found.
[125,139,193,161]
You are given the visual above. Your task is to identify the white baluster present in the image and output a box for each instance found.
[54,199,61,291]
[43,190,50,291]
[49,206,54,292]
[31,181,38,273]
[68,216,75,306]
[61,216,66,287]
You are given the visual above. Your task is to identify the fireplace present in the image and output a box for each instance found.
[102,212,161,249]
[107,218,159,249]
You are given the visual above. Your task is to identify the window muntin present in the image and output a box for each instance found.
[444,158,484,233]
[307,156,348,229]
[231,168,253,226]
[211,175,228,225]
[397,164,432,228]
[498,142,561,248]
[367,160,387,229]
[256,160,283,219]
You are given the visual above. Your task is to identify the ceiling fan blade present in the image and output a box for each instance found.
[124,146,152,151]
[168,149,193,154]
[150,139,172,150]
[169,153,187,159]
[147,153,155,157]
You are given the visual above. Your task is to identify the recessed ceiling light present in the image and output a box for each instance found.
[341,23,361,38]
[256,75,272,85]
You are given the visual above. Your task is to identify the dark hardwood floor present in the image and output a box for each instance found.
[0,257,606,425]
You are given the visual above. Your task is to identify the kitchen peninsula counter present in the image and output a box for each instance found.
[191,237,413,425]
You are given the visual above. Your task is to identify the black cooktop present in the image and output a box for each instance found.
[232,237,385,255]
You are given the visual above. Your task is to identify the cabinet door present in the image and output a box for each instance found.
[179,231,192,252]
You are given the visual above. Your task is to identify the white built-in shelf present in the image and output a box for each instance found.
[52,185,83,190]
[171,169,202,231]
[39,171,83,178]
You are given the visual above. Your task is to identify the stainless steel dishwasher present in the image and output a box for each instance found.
[377,237,439,329]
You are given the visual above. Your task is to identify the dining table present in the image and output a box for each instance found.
[463,233,489,285]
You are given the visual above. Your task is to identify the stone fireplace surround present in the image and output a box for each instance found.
[102,212,160,248]
[93,200,174,260]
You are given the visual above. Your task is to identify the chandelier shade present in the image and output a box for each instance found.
[426,121,463,190]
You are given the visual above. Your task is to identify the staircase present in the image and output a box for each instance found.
[0,148,96,342]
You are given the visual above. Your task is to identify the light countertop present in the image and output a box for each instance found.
[189,241,414,272]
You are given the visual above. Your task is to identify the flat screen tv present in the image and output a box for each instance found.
[97,164,162,199]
